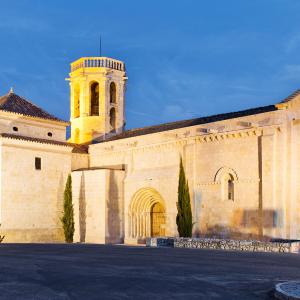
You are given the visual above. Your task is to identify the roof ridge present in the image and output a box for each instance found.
[98,104,277,144]
[123,104,276,133]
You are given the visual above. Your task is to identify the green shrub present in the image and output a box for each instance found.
[176,157,193,237]
[61,174,74,243]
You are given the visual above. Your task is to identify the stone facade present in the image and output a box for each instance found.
[1,55,300,245]
[0,117,72,242]
[87,105,300,243]
[0,110,67,141]
[72,169,125,244]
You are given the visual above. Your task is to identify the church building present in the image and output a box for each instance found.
[0,56,300,244]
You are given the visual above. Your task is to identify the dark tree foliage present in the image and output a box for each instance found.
[61,174,75,243]
[176,157,193,237]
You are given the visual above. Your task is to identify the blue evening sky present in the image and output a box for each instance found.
[1,0,300,129]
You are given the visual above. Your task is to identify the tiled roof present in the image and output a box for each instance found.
[280,89,300,103]
[0,91,67,123]
[98,105,278,143]
[0,133,88,153]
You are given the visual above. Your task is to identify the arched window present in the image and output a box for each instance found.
[74,84,80,118]
[228,177,234,200]
[222,173,234,201]
[110,107,116,131]
[110,82,116,104]
[214,167,237,201]
[90,82,99,116]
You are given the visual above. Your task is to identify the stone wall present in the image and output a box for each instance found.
[147,237,300,253]
[175,238,293,253]
[72,168,125,244]
[0,138,72,242]
[71,152,89,171]
[89,106,299,242]
[0,111,67,142]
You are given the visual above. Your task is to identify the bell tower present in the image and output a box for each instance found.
[67,57,127,144]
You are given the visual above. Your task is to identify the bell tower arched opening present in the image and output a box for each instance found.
[90,82,99,116]
[110,107,116,132]
[110,82,116,104]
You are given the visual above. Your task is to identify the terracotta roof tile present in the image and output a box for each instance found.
[0,91,66,123]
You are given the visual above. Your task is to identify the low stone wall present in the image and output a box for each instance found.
[146,237,300,253]
[175,238,294,253]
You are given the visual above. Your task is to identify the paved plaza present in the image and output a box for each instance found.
[0,244,299,299]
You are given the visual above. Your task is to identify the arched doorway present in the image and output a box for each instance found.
[128,188,166,241]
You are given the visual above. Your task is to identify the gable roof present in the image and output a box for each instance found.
[97,104,278,143]
[0,91,67,123]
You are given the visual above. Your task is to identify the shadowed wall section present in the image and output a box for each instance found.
[72,169,124,244]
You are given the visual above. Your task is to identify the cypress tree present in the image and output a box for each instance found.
[176,157,193,237]
[61,174,74,243]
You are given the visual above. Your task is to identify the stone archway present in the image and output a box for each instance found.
[128,188,166,242]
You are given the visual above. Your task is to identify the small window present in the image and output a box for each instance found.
[35,157,41,170]
[227,178,234,201]
[47,132,53,137]
[221,173,235,201]
[13,127,18,132]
